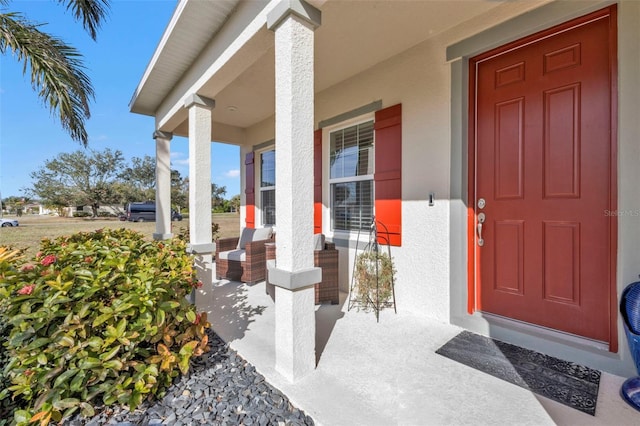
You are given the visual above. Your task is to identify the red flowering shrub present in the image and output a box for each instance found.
[39,255,56,266]
[16,285,35,295]
[0,229,210,425]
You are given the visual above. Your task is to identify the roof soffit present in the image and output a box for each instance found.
[133,0,544,133]
[130,0,241,115]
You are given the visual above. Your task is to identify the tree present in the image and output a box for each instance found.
[118,155,156,202]
[229,194,240,213]
[0,0,110,145]
[211,183,227,211]
[29,148,125,217]
[171,170,188,211]
[1,195,29,215]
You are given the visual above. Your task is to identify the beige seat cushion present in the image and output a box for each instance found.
[218,249,246,262]
[313,233,325,251]
[237,228,255,250]
[252,226,273,242]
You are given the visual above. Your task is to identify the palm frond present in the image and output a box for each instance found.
[57,0,110,40]
[0,12,94,145]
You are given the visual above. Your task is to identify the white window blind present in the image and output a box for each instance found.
[329,121,374,231]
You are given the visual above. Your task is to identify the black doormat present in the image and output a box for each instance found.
[436,331,601,415]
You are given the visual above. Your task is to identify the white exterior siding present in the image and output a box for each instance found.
[132,0,640,377]
[315,39,455,322]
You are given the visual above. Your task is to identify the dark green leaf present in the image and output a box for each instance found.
[53,369,78,388]
[53,397,80,410]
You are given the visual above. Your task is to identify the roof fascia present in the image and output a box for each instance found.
[129,0,186,112]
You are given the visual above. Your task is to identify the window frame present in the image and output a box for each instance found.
[257,147,276,227]
[325,113,376,237]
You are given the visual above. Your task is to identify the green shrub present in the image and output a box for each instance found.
[0,229,210,425]
[0,314,17,426]
[72,211,91,218]
[0,301,18,426]
[175,222,220,242]
[97,211,117,218]
[0,248,27,425]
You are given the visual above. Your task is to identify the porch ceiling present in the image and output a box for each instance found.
[133,0,505,137]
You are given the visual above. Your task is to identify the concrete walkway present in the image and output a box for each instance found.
[196,280,639,425]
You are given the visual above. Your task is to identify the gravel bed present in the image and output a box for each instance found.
[66,330,314,426]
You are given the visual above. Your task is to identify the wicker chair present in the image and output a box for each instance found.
[216,227,274,283]
[265,234,339,305]
[314,240,339,304]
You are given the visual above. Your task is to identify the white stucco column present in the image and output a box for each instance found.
[267,0,321,382]
[153,130,173,241]
[184,94,215,288]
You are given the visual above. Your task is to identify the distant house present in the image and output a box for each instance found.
[1,201,52,216]
[130,0,640,380]
[62,205,124,218]
[23,203,53,216]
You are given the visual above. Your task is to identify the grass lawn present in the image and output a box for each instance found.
[0,213,240,260]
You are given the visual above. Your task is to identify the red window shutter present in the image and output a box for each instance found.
[374,104,402,246]
[245,152,255,229]
[314,129,322,234]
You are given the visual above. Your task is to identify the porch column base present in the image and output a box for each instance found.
[194,253,213,294]
[274,284,315,382]
[186,242,216,254]
[153,232,173,241]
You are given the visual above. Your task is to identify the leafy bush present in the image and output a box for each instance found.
[175,222,220,242]
[72,211,91,218]
[0,315,13,426]
[97,211,117,218]
[0,229,210,425]
[0,248,26,425]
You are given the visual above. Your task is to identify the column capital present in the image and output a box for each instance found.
[184,94,215,110]
[152,130,173,140]
[267,0,321,31]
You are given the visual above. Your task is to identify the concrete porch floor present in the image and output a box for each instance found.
[196,279,639,425]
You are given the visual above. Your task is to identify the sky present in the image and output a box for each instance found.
[0,0,240,199]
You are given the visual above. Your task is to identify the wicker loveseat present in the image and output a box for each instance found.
[215,227,274,283]
[266,234,339,305]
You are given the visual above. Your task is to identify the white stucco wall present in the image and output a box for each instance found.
[313,38,454,322]
[240,33,459,322]
[237,0,639,375]
[237,0,576,325]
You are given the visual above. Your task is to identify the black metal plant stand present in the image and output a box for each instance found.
[348,217,397,322]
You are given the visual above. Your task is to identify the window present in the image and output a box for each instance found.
[260,149,276,226]
[329,120,374,231]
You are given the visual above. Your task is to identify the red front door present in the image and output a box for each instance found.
[471,8,616,344]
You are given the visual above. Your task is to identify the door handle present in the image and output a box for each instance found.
[477,212,485,247]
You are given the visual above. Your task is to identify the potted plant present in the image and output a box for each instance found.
[353,249,396,311]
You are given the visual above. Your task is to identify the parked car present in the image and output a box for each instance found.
[125,202,183,222]
[0,218,19,227]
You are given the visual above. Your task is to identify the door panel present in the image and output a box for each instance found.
[473,11,615,343]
